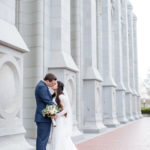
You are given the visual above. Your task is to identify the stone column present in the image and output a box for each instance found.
[101,0,119,127]
[112,0,127,124]
[0,19,33,149]
[132,14,142,118]
[96,0,106,130]
[70,0,85,139]
[121,0,134,121]
[97,0,103,76]
[47,0,83,139]
[82,0,105,133]
[18,0,45,138]
[128,3,137,120]
[131,12,139,119]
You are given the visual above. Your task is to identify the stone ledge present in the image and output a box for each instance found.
[0,19,29,53]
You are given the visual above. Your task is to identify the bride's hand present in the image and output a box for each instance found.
[50,115,56,119]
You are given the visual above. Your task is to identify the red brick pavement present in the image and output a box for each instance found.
[77,117,150,150]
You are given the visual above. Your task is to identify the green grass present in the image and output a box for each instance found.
[141,107,150,114]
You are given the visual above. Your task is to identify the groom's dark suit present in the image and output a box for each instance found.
[35,80,54,150]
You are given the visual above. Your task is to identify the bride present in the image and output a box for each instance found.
[49,81,77,150]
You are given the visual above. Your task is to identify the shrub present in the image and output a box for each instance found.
[141,107,150,114]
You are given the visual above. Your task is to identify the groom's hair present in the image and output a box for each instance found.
[44,73,57,82]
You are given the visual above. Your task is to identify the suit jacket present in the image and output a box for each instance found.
[34,80,54,122]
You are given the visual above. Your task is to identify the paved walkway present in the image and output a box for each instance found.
[77,117,150,150]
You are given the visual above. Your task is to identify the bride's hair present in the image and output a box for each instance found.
[52,81,67,117]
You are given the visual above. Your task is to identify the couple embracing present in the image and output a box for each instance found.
[34,73,77,150]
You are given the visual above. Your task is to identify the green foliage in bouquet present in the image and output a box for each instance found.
[42,104,61,117]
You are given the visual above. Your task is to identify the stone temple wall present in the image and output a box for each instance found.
[0,0,142,149]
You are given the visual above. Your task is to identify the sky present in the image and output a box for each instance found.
[130,0,150,80]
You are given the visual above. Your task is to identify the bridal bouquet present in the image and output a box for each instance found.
[42,105,60,127]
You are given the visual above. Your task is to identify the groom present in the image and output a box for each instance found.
[34,73,57,150]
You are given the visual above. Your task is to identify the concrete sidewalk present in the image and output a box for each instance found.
[77,117,150,150]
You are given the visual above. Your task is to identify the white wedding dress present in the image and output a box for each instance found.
[49,93,77,150]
